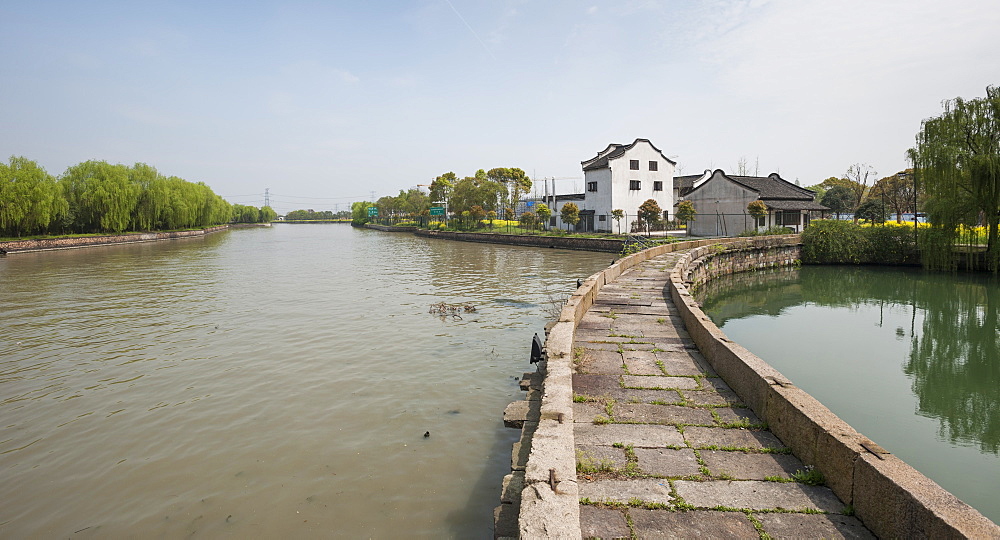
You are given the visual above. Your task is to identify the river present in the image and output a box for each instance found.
[0,225,611,538]
[696,264,1000,524]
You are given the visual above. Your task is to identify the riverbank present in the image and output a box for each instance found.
[414,229,627,253]
[0,225,236,254]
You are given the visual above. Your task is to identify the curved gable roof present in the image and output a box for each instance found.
[581,138,677,171]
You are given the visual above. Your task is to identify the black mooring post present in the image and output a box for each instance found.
[530,333,545,364]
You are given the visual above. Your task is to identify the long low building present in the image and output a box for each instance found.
[679,169,828,237]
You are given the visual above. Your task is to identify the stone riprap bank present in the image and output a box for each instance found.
[497,235,998,539]
[0,225,230,254]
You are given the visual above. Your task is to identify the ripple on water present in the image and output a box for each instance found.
[0,226,610,537]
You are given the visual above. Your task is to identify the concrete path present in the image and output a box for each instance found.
[571,250,875,539]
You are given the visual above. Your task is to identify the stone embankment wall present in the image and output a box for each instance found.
[0,225,230,254]
[363,224,419,232]
[514,234,998,538]
[415,229,625,253]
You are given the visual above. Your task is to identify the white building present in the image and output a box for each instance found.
[551,139,676,232]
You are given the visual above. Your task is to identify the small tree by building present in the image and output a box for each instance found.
[611,209,624,234]
[535,203,552,230]
[560,202,580,232]
[675,200,697,235]
[747,200,768,229]
[637,199,662,234]
[519,211,538,230]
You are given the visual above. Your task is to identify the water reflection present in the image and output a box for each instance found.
[697,266,1000,454]
[906,276,1000,453]
[696,265,1000,522]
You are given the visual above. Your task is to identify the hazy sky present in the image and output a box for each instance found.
[3,0,998,213]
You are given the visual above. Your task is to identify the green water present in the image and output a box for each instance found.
[697,265,1000,524]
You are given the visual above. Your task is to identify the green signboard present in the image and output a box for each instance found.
[367,206,378,217]
[429,207,445,216]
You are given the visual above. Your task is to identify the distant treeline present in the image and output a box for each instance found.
[0,156,274,237]
[284,209,351,220]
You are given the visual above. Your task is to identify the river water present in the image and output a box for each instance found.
[696,265,1000,524]
[0,225,610,538]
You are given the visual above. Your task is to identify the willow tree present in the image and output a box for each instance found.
[914,86,1000,271]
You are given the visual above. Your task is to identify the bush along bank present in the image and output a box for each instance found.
[801,220,920,266]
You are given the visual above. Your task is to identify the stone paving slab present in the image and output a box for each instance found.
[683,426,788,450]
[756,512,876,539]
[630,509,758,539]
[622,355,662,375]
[621,375,699,390]
[614,403,715,425]
[633,447,701,477]
[576,349,624,375]
[682,389,742,406]
[572,402,606,423]
[575,423,685,448]
[674,480,846,513]
[579,506,630,540]
[576,444,628,470]
[573,374,626,399]
[714,406,762,425]
[579,478,673,505]
[699,450,805,480]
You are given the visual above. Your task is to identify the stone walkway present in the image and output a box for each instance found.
[571,251,875,539]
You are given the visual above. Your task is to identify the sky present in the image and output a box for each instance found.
[2,0,998,214]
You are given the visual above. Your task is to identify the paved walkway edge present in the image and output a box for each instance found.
[520,234,999,539]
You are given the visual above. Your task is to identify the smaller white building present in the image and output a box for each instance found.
[550,139,676,232]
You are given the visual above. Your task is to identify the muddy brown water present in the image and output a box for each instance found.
[0,225,610,538]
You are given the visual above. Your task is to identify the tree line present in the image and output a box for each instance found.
[798,85,998,271]
[0,156,273,238]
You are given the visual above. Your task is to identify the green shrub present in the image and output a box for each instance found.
[802,220,918,264]
[801,220,867,263]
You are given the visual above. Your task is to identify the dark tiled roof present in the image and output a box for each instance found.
[728,173,818,200]
[581,138,676,171]
[582,145,627,171]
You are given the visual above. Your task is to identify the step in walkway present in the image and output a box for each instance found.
[570,251,874,539]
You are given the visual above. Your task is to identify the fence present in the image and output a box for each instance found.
[366,213,688,235]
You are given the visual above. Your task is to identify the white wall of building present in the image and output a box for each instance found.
[581,139,675,233]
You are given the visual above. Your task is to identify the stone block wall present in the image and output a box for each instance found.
[0,226,229,253]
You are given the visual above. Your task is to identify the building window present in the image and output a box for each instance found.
[598,215,606,222]
[662,210,669,221]
[630,160,639,170]
[629,180,641,190]
[587,181,597,192]
[653,181,663,191]
[778,211,800,226]
[756,216,766,227]
[649,161,658,171]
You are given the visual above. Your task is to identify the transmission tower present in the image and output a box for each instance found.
[264,188,271,208]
